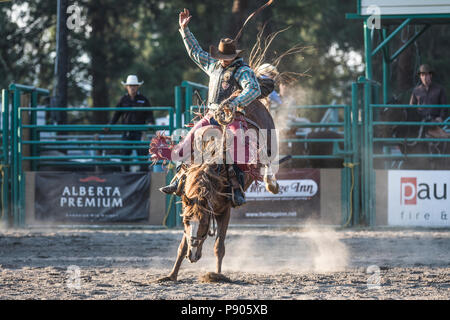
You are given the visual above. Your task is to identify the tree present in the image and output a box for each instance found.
[2,0,448,120]
[54,0,69,124]
[229,0,249,39]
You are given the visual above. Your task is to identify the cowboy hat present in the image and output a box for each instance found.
[417,64,434,75]
[209,38,244,60]
[121,75,144,86]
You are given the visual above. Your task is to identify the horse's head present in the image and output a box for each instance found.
[182,202,210,263]
[181,164,229,263]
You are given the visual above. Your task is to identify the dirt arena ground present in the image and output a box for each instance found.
[0,225,448,300]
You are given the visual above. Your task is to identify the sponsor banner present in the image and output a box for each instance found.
[231,169,320,221]
[35,172,150,222]
[246,179,318,200]
[388,170,450,227]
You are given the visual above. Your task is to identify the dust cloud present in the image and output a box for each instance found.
[185,224,349,274]
[273,84,312,131]
[0,219,8,230]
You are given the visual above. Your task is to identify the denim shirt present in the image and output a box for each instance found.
[180,27,261,113]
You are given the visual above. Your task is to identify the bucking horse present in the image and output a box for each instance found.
[154,95,280,282]
[150,0,306,282]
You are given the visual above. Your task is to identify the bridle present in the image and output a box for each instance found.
[183,196,217,245]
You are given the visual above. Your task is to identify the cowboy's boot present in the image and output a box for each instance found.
[228,165,246,207]
[264,165,279,194]
[159,164,186,196]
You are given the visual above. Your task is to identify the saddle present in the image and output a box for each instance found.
[194,100,276,169]
[212,90,276,159]
[150,98,279,195]
[194,99,279,193]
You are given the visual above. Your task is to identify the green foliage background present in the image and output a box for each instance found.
[1,0,449,122]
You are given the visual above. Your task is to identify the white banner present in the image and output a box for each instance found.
[388,170,450,227]
[245,179,318,200]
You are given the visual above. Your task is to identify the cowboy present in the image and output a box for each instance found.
[409,64,449,138]
[155,8,262,207]
[106,75,155,171]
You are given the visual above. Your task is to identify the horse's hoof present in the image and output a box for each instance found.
[264,175,279,194]
[265,181,279,194]
[156,276,177,283]
[199,272,232,283]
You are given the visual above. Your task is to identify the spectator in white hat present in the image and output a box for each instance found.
[105,75,155,171]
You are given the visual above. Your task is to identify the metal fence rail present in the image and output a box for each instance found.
[279,104,358,227]
[366,102,450,226]
[3,83,176,227]
[185,99,359,227]
[19,107,173,167]
[1,89,10,224]
[7,79,448,228]
[174,81,208,128]
[7,84,51,226]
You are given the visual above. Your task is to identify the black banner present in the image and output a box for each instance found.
[35,172,150,222]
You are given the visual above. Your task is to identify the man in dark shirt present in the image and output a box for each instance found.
[409,64,449,138]
[107,75,155,170]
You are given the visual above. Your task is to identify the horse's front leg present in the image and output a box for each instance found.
[159,234,188,282]
[214,209,231,274]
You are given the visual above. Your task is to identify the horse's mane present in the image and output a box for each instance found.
[182,164,230,221]
[248,23,310,86]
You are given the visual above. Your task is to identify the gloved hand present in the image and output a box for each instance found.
[214,102,235,126]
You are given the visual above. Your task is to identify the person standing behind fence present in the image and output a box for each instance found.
[409,64,449,138]
[105,75,155,171]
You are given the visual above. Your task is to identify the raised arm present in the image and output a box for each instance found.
[178,8,216,75]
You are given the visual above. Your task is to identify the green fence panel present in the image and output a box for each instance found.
[172,81,359,227]
[359,82,450,226]
[6,83,176,227]
[1,89,10,225]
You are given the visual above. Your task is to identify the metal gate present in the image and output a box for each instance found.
[5,80,446,227]
[2,83,175,227]
[169,81,361,227]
